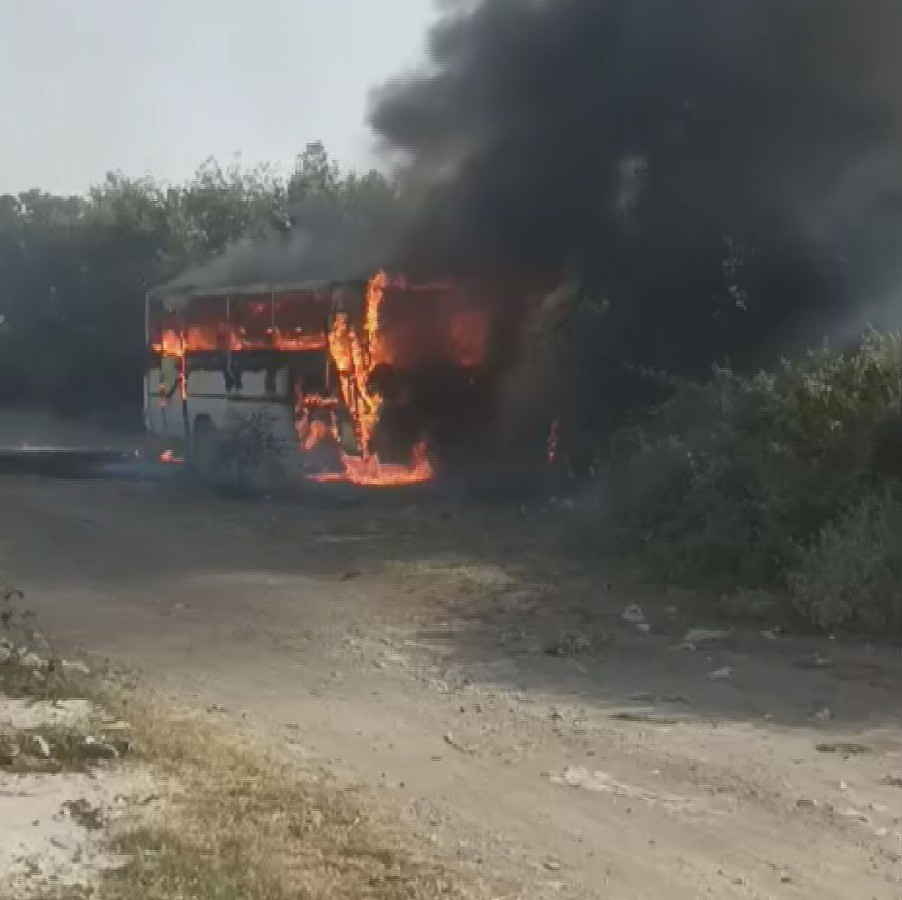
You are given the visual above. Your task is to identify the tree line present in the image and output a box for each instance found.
[0,143,398,425]
[0,136,886,447]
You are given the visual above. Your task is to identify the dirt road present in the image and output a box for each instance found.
[1,470,901,898]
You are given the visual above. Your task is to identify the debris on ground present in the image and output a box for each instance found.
[796,654,836,670]
[622,604,650,633]
[610,712,679,726]
[548,766,705,816]
[816,741,871,755]
[443,731,475,754]
[28,734,51,759]
[544,630,593,657]
[15,651,47,672]
[680,628,730,649]
[62,797,105,831]
[706,667,737,681]
[0,686,158,900]
[61,659,91,676]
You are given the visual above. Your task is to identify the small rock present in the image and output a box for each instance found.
[61,659,91,676]
[544,859,562,872]
[880,774,902,788]
[796,653,836,669]
[622,604,646,627]
[611,712,679,726]
[780,873,792,884]
[707,667,736,681]
[545,631,592,657]
[62,798,104,830]
[0,735,19,765]
[816,741,871,755]
[443,732,471,754]
[30,735,52,759]
[681,628,729,648]
[80,736,118,760]
[0,645,11,664]
[814,707,833,721]
[18,650,47,671]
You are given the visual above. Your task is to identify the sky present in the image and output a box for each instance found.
[0,0,437,195]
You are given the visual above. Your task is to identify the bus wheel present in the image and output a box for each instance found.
[191,416,219,478]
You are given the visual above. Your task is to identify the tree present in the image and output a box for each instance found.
[0,144,399,422]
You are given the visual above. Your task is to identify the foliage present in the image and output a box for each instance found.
[787,486,902,632]
[204,410,286,499]
[0,144,399,423]
[1,576,88,701]
[607,331,902,630]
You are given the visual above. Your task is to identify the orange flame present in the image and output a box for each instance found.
[316,271,436,486]
[153,325,325,356]
[308,441,433,487]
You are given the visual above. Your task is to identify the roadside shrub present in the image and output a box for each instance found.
[787,486,902,632]
[206,410,286,499]
[606,331,902,629]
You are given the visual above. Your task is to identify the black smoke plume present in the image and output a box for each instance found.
[371,0,902,427]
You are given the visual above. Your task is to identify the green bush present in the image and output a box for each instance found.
[607,331,902,629]
[205,410,286,499]
[787,486,902,632]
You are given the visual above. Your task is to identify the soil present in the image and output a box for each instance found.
[1,414,901,898]
[0,693,158,899]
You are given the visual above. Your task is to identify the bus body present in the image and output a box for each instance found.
[144,280,355,465]
[145,271,567,480]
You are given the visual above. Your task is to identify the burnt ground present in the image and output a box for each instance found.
[1,414,902,898]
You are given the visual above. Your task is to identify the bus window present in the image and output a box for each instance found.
[152,306,183,358]
[230,294,272,350]
[273,290,328,350]
[185,295,229,353]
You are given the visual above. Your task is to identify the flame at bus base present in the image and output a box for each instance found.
[308,441,434,487]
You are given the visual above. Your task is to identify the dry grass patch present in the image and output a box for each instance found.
[387,558,515,594]
[98,696,479,900]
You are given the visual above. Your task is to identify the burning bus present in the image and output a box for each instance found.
[145,270,554,486]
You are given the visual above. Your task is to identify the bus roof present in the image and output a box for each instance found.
[148,277,365,309]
